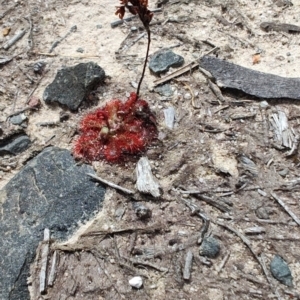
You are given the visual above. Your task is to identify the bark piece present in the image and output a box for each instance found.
[135,157,161,198]
[199,56,300,100]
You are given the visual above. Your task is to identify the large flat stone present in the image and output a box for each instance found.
[43,62,105,110]
[0,147,105,300]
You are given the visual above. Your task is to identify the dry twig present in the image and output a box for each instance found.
[87,173,135,195]
[271,192,300,226]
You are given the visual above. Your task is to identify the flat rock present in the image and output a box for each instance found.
[199,55,300,100]
[149,49,184,75]
[0,134,31,155]
[270,255,293,287]
[0,147,105,300]
[43,62,105,110]
[154,83,174,97]
[9,113,27,125]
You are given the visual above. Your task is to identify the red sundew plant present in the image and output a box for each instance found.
[73,0,156,163]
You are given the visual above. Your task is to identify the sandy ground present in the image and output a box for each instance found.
[1,0,300,299]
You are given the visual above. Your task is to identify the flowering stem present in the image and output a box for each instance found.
[136,26,150,98]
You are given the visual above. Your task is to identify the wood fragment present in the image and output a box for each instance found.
[216,251,230,274]
[87,173,135,195]
[81,222,163,237]
[47,251,58,287]
[135,157,161,197]
[208,79,225,102]
[126,257,168,272]
[200,55,300,100]
[49,25,77,53]
[244,226,266,235]
[3,29,27,50]
[194,194,231,213]
[260,22,300,33]
[183,250,193,280]
[0,56,13,66]
[271,192,300,226]
[24,15,34,51]
[180,197,210,244]
[163,106,176,129]
[39,228,50,294]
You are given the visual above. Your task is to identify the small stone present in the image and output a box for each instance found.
[28,96,41,108]
[149,49,184,75]
[133,202,151,219]
[129,276,143,289]
[2,27,11,36]
[270,255,293,287]
[59,112,69,122]
[131,26,138,32]
[278,168,289,177]
[0,135,31,155]
[259,101,269,109]
[255,206,270,219]
[154,84,174,97]
[9,113,27,125]
[76,47,84,53]
[33,61,46,74]
[96,24,103,29]
[199,236,220,258]
[184,92,191,100]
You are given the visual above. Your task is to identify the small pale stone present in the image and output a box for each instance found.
[184,93,191,100]
[260,101,269,109]
[129,276,143,289]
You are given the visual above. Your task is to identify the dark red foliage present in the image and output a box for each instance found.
[73,92,157,162]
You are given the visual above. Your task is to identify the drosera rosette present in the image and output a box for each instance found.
[73,0,156,163]
[73,92,157,162]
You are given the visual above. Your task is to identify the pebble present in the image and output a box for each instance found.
[154,83,174,97]
[9,113,27,125]
[129,276,143,289]
[133,202,152,219]
[259,100,269,109]
[184,92,191,100]
[199,236,220,258]
[270,255,293,287]
[76,47,84,53]
[149,49,184,75]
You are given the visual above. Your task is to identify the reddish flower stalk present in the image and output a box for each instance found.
[116,0,153,97]
[73,92,157,162]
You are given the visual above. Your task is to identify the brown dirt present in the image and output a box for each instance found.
[1,0,300,299]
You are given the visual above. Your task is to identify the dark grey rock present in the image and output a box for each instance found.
[149,49,184,75]
[270,255,293,287]
[255,206,270,219]
[133,202,152,219]
[43,62,105,110]
[0,147,105,300]
[199,236,220,258]
[9,113,27,125]
[0,134,31,155]
[154,83,174,97]
[76,47,84,53]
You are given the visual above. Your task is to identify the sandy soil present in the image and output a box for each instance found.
[1,0,300,299]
